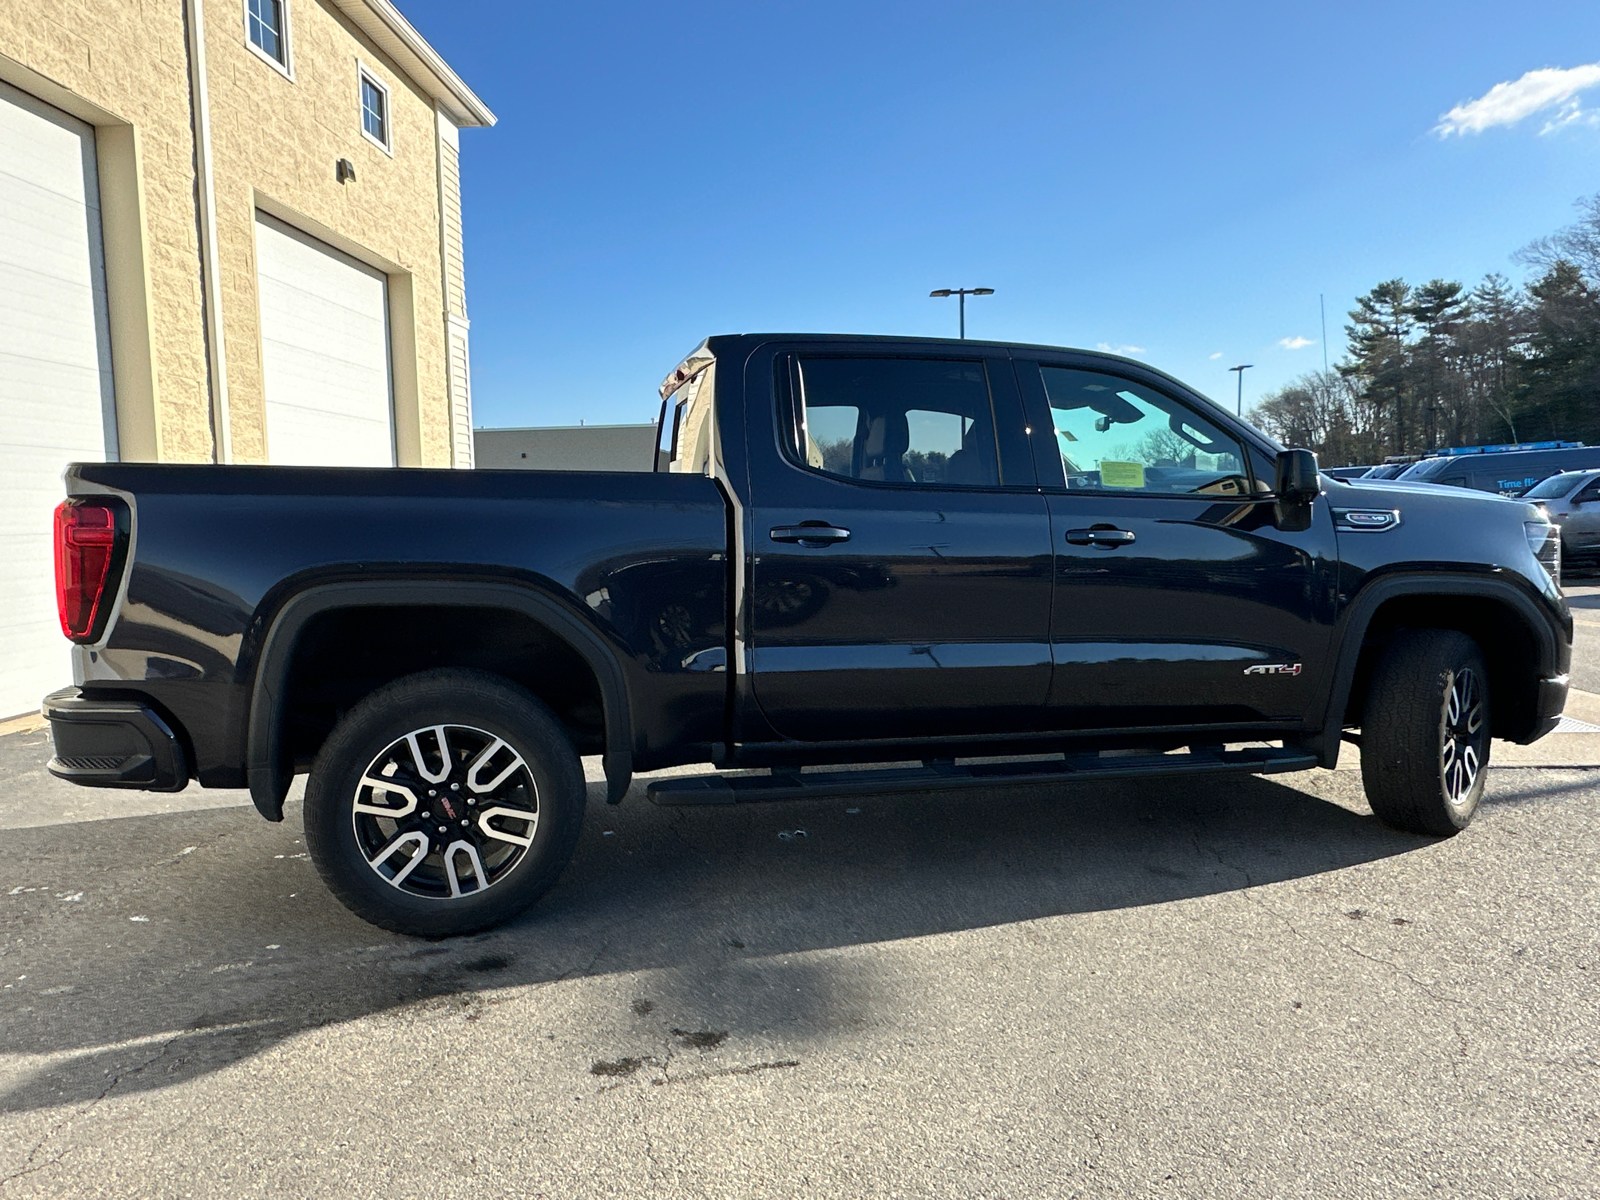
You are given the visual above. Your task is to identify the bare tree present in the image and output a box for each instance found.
[1252,371,1378,465]
[1518,192,1600,287]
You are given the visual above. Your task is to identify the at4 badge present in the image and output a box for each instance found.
[1244,662,1303,676]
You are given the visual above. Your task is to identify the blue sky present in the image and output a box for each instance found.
[398,0,1600,429]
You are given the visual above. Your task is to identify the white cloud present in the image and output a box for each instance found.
[1435,63,1600,136]
[1096,341,1146,356]
[1209,351,1223,360]
[1278,335,1314,350]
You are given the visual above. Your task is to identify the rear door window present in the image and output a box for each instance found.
[785,357,1003,488]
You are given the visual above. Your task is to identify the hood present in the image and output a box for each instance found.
[1327,475,1547,522]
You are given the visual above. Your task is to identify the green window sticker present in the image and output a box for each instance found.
[1099,460,1145,489]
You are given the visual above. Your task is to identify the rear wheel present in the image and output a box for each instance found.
[304,669,585,937]
[1359,629,1490,836]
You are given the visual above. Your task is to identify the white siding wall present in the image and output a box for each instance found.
[0,81,115,718]
[437,111,473,468]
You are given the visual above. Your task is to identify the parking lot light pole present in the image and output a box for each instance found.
[1229,363,1253,417]
[929,287,994,339]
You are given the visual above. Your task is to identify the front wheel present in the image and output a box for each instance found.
[1359,629,1490,836]
[304,669,586,937]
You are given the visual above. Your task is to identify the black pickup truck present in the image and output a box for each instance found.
[44,334,1571,936]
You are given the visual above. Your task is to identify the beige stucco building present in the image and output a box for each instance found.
[0,0,493,716]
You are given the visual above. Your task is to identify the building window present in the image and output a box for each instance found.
[359,68,390,151]
[246,0,289,70]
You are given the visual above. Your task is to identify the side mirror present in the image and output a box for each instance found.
[1275,449,1320,501]
[1273,448,1318,532]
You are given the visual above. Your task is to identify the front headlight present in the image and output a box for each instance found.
[1525,520,1561,589]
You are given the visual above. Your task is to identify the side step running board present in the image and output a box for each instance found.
[646,747,1318,807]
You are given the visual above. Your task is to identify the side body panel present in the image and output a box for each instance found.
[56,337,1573,798]
[65,463,730,784]
[1041,493,1337,728]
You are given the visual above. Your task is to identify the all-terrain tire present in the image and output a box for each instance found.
[304,669,586,937]
[1359,629,1490,836]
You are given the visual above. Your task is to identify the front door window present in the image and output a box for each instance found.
[1040,366,1259,497]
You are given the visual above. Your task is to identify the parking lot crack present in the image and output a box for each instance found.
[1194,835,1254,888]
[0,1032,182,1191]
[1335,940,1463,1006]
[1238,890,1465,1008]
[556,938,610,983]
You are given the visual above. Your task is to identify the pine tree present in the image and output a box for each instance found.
[1460,274,1526,442]
[1515,261,1600,441]
[1342,280,1414,452]
[1407,279,1469,449]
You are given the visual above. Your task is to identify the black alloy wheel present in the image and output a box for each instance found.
[305,669,586,937]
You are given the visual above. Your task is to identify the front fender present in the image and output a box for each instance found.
[1300,569,1569,767]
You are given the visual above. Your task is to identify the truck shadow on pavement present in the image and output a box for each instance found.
[0,768,1520,1112]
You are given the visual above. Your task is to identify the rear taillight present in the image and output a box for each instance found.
[54,501,119,641]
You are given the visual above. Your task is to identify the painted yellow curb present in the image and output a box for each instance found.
[0,713,47,738]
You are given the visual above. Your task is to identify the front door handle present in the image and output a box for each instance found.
[770,523,852,546]
[1065,527,1136,547]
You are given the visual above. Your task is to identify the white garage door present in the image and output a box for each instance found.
[0,81,116,720]
[255,214,394,467]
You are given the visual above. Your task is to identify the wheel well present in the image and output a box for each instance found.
[278,605,607,771]
[1344,594,1542,740]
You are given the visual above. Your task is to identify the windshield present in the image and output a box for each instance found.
[1524,472,1587,500]
[1396,459,1443,479]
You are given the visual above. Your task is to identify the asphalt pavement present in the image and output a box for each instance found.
[2,632,1598,1196]
[1561,575,1600,693]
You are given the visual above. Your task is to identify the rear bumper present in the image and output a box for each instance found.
[42,687,189,792]
[1516,673,1570,745]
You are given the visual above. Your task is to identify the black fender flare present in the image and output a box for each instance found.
[246,580,635,821]
[1301,571,1565,767]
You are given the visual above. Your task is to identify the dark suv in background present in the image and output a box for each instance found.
[1394,443,1600,497]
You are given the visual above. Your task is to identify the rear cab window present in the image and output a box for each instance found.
[657,352,717,475]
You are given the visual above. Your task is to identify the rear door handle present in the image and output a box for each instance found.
[770,524,852,546]
[1065,527,1136,547]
